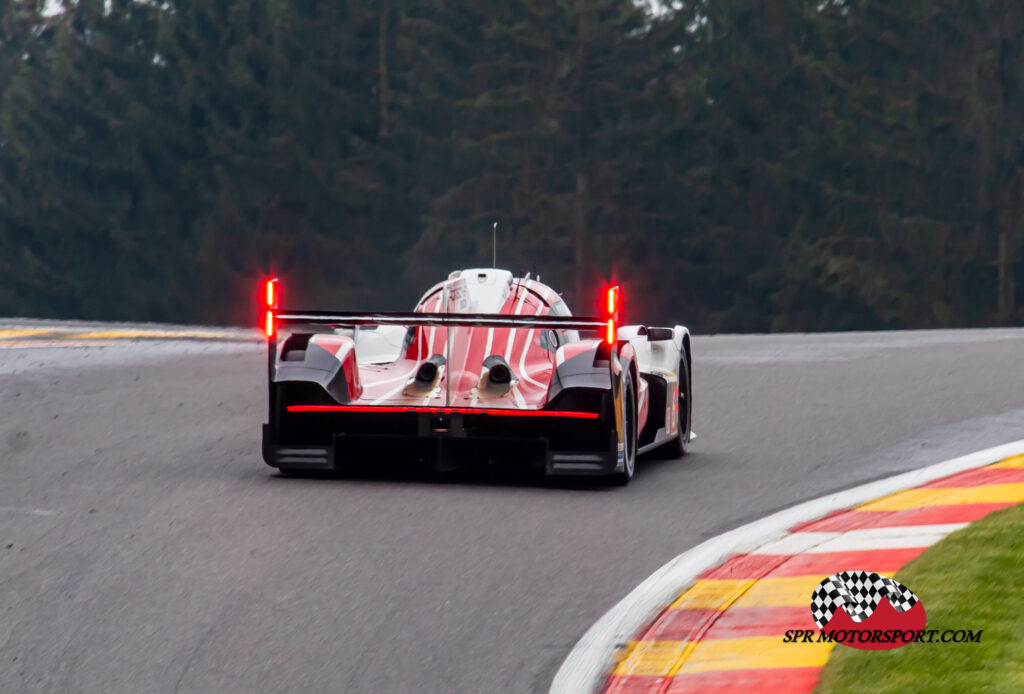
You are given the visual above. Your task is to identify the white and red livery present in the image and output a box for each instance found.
[261,269,693,484]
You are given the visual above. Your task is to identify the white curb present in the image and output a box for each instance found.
[549,439,1024,694]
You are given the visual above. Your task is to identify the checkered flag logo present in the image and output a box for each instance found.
[810,571,919,628]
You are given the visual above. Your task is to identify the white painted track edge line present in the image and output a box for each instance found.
[549,438,1024,694]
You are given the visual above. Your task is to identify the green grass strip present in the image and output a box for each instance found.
[815,502,1024,694]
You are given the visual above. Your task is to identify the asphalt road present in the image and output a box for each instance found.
[1,329,1022,693]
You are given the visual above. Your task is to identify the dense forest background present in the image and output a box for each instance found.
[1,0,1022,331]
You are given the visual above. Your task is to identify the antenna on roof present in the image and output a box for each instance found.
[492,222,497,269]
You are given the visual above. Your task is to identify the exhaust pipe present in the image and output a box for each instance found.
[403,354,446,396]
[416,354,446,383]
[477,355,514,396]
[483,355,511,384]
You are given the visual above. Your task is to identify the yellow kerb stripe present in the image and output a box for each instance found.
[69,330,230,339]
[669,573,893,610]
[668,578,755,610]
[613,452,1024,679]
[679,636,834,674]
[0,329,53,338]
[613,637,834,676]
[990,454,1024,469]
[613,640,688,676]
[856,483,1024,511]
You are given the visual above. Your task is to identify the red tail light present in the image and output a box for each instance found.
[605,285,620,345]
[266,279,277,307]
[287,405,599,419]
[264,278,278,339]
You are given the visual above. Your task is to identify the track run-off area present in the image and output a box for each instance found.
[0,322,1022,693]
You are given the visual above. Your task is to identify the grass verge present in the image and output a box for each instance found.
[815,502,1024,694]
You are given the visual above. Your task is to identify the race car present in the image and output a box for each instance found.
[260,269,693,484]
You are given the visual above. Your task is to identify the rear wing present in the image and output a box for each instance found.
[272,311,607,332]
[261,280,623,406]
[263,279,619,340]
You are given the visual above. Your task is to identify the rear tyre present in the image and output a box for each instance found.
[609,372,638,486]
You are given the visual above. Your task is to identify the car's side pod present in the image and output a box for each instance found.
[549,340,638,421]
[272,334,360,405]
[548,344,613,405]
[644,326,674,341]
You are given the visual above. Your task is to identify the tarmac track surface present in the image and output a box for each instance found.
[1,328,1022,693]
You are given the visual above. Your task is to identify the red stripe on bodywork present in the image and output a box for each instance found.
[637,377,650,436]
[308,334,349,357]
[395,279,557,408]
[286,405,598,418]
[502,287,555,401]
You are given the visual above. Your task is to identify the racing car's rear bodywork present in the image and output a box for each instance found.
[261,269,692,483]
